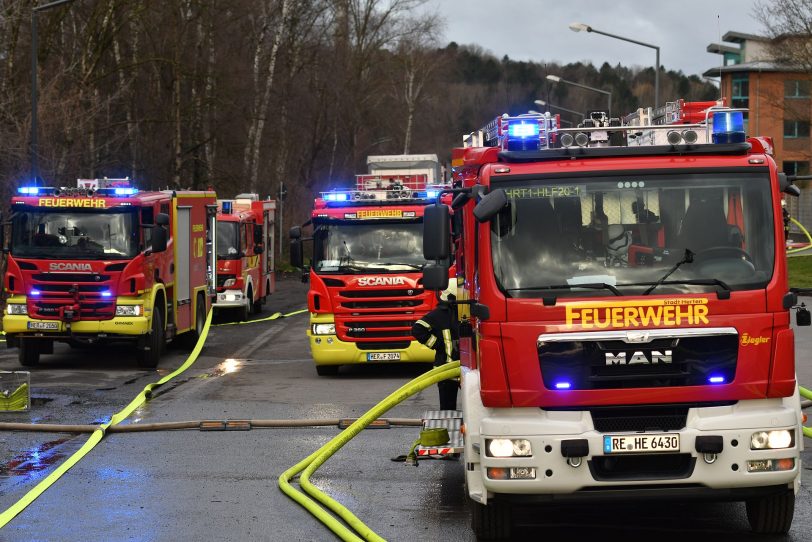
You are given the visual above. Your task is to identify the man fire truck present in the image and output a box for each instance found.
[214,194,276,320]
[3,178,217,369]
[290,167,449,376]
[419,105,806,538]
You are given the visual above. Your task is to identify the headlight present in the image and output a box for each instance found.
[312,323,335,335]
[751,430,794,450]
[6,304,27,315]
[223,278,236,287]
[115,305,142,316]
[486,438,533,458]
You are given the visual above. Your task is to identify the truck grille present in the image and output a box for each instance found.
[333,285,432,345]
[337,288,428,311]
[27,273,116,320]
[588,453,696,481]
[538,333,738,391]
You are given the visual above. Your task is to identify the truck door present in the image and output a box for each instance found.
[176,206,191,305]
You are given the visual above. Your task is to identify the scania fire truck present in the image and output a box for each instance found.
[419,104,807,538]
[3,178,217,369]
[215,194,276,320]
[290,169,449,376]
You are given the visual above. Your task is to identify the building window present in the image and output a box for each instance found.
[731,74,749,109]
[783,161,810,176]
[784,120,810,138]
[785,80,811,98]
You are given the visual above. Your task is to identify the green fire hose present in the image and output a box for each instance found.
[278,362,461,542]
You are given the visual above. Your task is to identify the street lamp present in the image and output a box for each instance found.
[31,0,76,183]
[534,99,586,121]
[545,75,612,118]
[569,21,660,109]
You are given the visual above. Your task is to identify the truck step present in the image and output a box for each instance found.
[416,410,463,457]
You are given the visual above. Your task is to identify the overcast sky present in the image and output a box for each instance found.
[427,0,764,77]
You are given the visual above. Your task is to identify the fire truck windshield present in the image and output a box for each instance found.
[11,209,138,260]
[216,221,241,260]
[314,221,426,273]
[490,171,775,298]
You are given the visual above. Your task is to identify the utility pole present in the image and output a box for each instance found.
[278,181,287,262]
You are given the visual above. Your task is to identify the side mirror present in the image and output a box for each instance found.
[290,226,302,240]
[156,213,170,226]
[152,225,168,253]
[451,192,470,210]
[290,239,303,268]
[423,204,450,260]
[470,302,490,321]
[422,262,449,291]
[473,189,508,223]
[784,184,801,197]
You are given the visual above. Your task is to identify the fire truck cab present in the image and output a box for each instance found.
[421,104,806,538]
[3,178,217,368]
[214,194,276,320]
[291,173,449,376]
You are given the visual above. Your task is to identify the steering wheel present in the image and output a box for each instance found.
[692,246,754,264]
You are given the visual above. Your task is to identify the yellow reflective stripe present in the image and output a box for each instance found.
[442,329,453,362]
[415,319,431,329]
[426,335,437,348]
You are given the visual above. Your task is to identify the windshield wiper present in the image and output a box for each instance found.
[642,249,694,295]
[628,278,732,299]
[507,282,623,305]
[374,262,424,271]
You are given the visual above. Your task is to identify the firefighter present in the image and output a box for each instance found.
[411,286,459,410]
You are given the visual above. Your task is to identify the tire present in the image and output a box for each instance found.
[180,296,207,348]
[315,365,339,376]
[137,310,164,369]
[746,488,795,534]
[19,341,40,367]
[470,499,512,541]
[239,289,252,322]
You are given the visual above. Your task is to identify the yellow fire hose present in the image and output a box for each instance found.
[787,216,812,254]
[279,362,461,542]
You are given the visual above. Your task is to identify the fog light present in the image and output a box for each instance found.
[750,431,769,449]
[512,439,532,457]
[486,467,509,480]
[312,323,336,335]
[751,430,793,450]
[667,130,682,145]
[747,458,795,472]
[7,304,27,315]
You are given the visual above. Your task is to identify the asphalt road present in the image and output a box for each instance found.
[0,279,809,541]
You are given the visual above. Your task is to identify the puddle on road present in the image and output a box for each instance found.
[198,358,246,379]
[0,437,75,478]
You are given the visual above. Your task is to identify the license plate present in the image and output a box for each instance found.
[367,352,401,361]
[603,433,680,454]
[27,321,59,330]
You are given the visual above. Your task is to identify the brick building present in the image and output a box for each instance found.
[706,31,812,232]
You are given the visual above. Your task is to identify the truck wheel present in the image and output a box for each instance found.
[253,292,264,314]
[137,310,164,369]
[470,499,511,541]
[181,296,207,348]
[19,341,40,367]
[315,365,339,376]
[746,488,795,534]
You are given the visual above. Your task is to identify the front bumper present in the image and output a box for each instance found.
[3,314,150,336]
[462,371,803,504]
[213,289,247,309]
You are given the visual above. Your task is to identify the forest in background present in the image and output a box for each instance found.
[0,0,719,239]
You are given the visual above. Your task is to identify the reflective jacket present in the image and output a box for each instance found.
[411,302,459,366]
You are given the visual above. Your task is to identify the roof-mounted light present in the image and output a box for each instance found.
[426,189,439,199]
[18,186,40,195]
[324,192,349,202]
[113,187,138,196]
[712,110,745,144]
[222,201,233,214]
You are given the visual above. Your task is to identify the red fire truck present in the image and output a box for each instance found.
[419,105,807,538]
[214,194,276,320]
[3,178,217,368]
[290,173,449,376]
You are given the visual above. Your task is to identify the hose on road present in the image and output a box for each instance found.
[279,361,460,542]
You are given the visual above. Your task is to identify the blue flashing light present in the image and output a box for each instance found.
[554,381,572,390]
[712,111,746,144]
[18,186,40,195]
[508,120,540,139]
[113,187,138,196]
[708,375,726,384]
[426,189,439,199]
[101,291,112,298]
[222,200,232,214]
[30,289,41,297]
[325,193,348,202]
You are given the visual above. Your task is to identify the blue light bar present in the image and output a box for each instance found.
[18,187,40,195]
[30,289,41,296]
[708,375,726,384]
[325,193,349,202]
[101,291,112,298]
[114,187,138,196]
[711,111,745,144]
[554,381,572,390]
[222,201,232,214]
[508,120,540,139]
[426,189,439,199]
